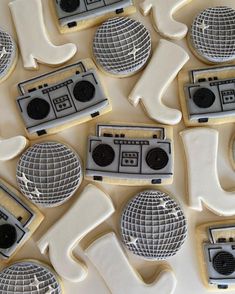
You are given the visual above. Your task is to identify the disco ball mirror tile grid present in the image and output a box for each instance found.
[0,29,16,78]
[121,191,187,260]
[190,7,235,63]
[0,262,62,293]
[16,142,82,207]
[93,17,151,75]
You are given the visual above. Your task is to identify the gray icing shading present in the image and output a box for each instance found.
[0,261,62,294]
[0,28,16,80]
[120,190,187,260]
[190,6,235,63]
[93,17,151,76]
[233,139,235,164]
[16,142,82,208]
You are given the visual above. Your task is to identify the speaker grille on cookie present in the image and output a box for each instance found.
[16,142,82,207]
[120,190,187,260]
[190,6,235,63]
[93,17,151,76]
[0,261,62,293]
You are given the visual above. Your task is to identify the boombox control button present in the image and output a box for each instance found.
[213,251,235,276]
[60,0,80,12]
[92,144,115,167]
[27,98,50,120]
[0,224,17,249]
[73,80,95,102]
[146,147,169,170]
[193,88,215,108]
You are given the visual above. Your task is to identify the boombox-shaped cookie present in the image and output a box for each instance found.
[16,59,111,139]
[85,123,173,185]
[197,220,235,291]
[0,179,43,263]
[52,0,136,33]
[178,65,235,126]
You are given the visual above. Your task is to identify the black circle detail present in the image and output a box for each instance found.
[92,144,115,167]
[73,80,95,102]
[0,224,17,249]
[27,98,50,120]
[60,0,80,12]
[193,88,216,108]
[146,148,169,170]
[213,251,235,276]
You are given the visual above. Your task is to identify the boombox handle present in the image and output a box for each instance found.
[208,224,235,244]
[18,61,87,95]
[96,124,166,140]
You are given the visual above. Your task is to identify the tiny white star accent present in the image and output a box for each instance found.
[45,285,55,294]
[128,45,141,61]
[169,208,179,219]
[31,187,41,198]
[0,46,8,60]
[158,198,169,209]
[18,173,33,189]
[127,236,139,248]
[29,275,41,290]
[196,20,210,33]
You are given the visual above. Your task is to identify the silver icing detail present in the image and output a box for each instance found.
[16,142,83,207]
[93,17,151,76]
[190,6,235,63]
[0,29,16,80]
[0,261,62,293]
[120,190,187,260]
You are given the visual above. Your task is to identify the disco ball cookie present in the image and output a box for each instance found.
[93,17,151,77]
[0,261,63,293]
[189,6,235,64]
[16,142,82,207]
[0,28,17,83]
[120,190,187,260]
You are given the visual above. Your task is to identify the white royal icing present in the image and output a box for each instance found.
[86,233,177,294]
[140,0,189,39]
[0,135,28,161]
[181,127,235,216]
[129,39,189,125]
[37,184,115,282]
[9,0,77,69]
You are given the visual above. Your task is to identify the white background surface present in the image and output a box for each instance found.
[0,0,235,293]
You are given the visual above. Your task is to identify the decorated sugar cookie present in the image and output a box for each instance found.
[181,127,235,216]
[9,0,77,69]
[129,39,189,125]
[37,184,115,282]
[0,179,43,263]
[86,123,173,186]
[16,59,111,139]
[0,29,17,83]
[0,261,63,293]
[178,65,235,126]
[196,220,235,291]
[189,6,235,64]
[86,233,177,294]
[120,190,187,260]
[93,17,151,77]
[52,0,136,33]
[16,142,82,208]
